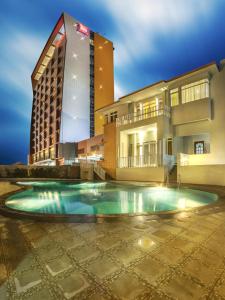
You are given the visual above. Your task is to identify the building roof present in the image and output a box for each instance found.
[119,61,218,100]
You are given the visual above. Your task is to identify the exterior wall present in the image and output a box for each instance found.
[78,134,104,159]
[100,122,117,178]
[30,16,66,165]
[116,167,165,182]
[178,165,225,186]
[61,13,90,143]
[94,33,114,135]
[171,98,211,125]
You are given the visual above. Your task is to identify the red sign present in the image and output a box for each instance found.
[77,23,90,36]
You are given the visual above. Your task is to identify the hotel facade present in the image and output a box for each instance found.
[95,60,225,185]
[29,13,225,185]
[29,13,114,165]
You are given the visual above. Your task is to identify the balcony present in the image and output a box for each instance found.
[118,154,157,168]
[116,105,170,127]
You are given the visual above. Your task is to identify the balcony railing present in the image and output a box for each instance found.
[118,154,157,168]
[116,105,170,127]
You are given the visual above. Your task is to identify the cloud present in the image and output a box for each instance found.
[0,27,45,118]
[100,0,213,67]
[96,0,214,98]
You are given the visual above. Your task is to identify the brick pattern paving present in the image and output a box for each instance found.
[1,204,225,300]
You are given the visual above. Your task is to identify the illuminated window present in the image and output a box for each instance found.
[194,141,204,154]
[181,79,209,104]
[170,88,179,106]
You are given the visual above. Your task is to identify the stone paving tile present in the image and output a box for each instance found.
[134,256,169,286]
[45,255,73,277]
[162,272,207,299]
[86,255,120,280]
[111,242,143,265]
[69,243,100,262]
[56,271,90,299]
[14,268,42,294]
[108,272,147,299]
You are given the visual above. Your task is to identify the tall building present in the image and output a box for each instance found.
[29,13,114,165]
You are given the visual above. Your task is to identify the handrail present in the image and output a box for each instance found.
[118,154,157,168]
[116,105,170,127]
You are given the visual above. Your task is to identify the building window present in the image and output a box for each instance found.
[181,79,209,104]
[170,88,179,106]
[110,111,117,122]
[194,141,204,154]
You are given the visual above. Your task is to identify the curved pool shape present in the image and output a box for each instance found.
[6,181,218,215]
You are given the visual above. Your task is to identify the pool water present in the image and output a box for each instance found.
[6,181,218,215]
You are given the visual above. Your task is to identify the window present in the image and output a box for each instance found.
[194,141,204,154]
[167,138,173,155]
[181,79,209,104]
[110,111,117,122]
[170,88,179,106]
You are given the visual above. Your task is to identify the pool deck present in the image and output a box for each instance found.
[1,181,225,299]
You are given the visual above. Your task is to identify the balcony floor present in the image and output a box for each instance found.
[0,181,225,299]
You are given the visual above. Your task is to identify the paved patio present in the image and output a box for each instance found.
[1,182,225,299]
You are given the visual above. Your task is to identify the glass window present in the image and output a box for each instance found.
[194,141,204,154]
[110,111,117,122]
[181,79,209,104]
[170,88,179,106]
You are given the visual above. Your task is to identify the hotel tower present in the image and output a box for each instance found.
[29,13,114,165]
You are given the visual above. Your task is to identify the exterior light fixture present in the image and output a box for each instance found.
[72,74,77,80]
[99,85,103,89]
[99,67,103,71]
[98,46,103,49]
[73,53,78,58]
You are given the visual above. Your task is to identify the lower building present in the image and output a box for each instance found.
[95,59,225,185]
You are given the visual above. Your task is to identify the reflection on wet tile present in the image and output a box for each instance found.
[136,236,158,252]
[113,244,142,265]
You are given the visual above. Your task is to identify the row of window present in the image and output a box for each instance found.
[170,79,209,106]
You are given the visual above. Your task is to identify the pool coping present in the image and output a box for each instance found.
[1,180,225,223]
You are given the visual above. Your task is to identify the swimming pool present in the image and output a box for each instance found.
[5,181,218,215]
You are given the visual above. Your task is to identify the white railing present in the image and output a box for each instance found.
[116,105,170,127]
[118,154,157,168]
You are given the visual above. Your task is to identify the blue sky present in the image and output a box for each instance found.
[1,0,225,164]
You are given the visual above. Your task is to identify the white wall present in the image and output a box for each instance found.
[116,167,165,182]
[61,13,90,143]
[178,164,225,186]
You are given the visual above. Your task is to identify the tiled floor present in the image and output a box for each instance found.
[1,183,225,299]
